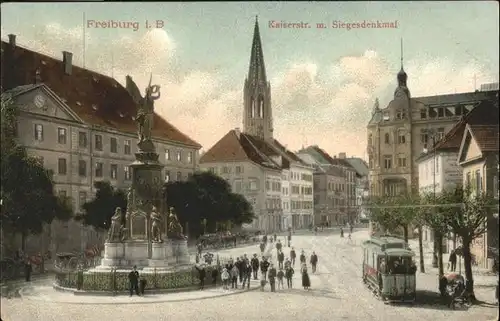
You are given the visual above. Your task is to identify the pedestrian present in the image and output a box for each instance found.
[242,262,251,289]
[260,257,270,281]
[314,226,318,235]
[277,250,285,269]
[211,265,219,285]
[195,263,207,289]
[221,266,230,290]
[284,258,291,269]
[276,239,282,253]
[285,265,294,289]
[197,242,203,257]
[128,266,140,296]
[24,258,32,282]
[139,278,147,295]
[301,264,311,290]
[299,250,306,265]
[448,250,457,272]
[259,242,266,255]
[348,233,352,243]
[349,223,353,234]
[290,248,296,267]
[277,268,284,290]
[274,233,277,242]
[287,234,291,248]
[340,227,344,238]
[262,235,268,244]
[310,251,318,273]
[260,273,267,291]
[251,254,260,280]
[268,264,277,292]
[230,264,239,289]
[235,257,243,283]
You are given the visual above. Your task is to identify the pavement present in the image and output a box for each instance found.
[1,229,498,321]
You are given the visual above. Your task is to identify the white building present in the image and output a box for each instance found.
[199,18,314,232]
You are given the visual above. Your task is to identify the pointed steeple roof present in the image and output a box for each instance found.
[397,38,407,86]
[248,16,267,84]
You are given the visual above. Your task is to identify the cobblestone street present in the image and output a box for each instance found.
[1,230,498,321]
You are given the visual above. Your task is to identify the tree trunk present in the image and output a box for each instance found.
[403,225,409,243]
[462,237,477,302]
[432,231,438,268]
[418,225,425,273]
[437,232,444,276]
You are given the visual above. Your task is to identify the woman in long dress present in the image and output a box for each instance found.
[301,264,311,290]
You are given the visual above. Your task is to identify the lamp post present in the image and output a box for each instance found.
[427,129,439,268]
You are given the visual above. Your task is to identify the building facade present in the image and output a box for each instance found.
[457,124,499,270]
[199,19,314,232]
[345,157,370,222]
[1,35,201,255]
[281,170,291,228]
[366,61,498,199]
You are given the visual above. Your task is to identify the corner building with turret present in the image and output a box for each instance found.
[200,18,314,233]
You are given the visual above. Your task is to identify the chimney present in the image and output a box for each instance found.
[62,51,73,75]
[234,127,241,138]
[8,34,16,47]
[339,152,346,159]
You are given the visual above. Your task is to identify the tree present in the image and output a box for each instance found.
[76,181,127,230]
[1,94,73,249]
[165,171,255,237]
[436,185,497,302]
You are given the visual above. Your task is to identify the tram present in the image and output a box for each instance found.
[362,235,417,303]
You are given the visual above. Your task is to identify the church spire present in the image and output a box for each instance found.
[248,15,267,84]
[397,38,408,87]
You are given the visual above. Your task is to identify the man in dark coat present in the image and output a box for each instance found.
[242,262,252,289]
[128,266,140,296]
[285,266,294,289]
[310,252,318,273]
[235,257,243,283]
[277,250,285,269]
[251,254,260,280]
[260,257,270,281]
[195,264,207,289]
[24,258,33,282]
[268,264,277,292]
[448,250,457,272]
[290,248,296,267]
[211,266,219,285]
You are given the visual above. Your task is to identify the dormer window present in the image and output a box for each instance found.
[382,112,390,121]
[92,104,98,110]
[76,101,82,106]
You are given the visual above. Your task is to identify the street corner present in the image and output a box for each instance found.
[17,280,261,305]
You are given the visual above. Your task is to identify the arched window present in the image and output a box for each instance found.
[384,133,390,144]
[258,95,264,118]
[250,97,255,118]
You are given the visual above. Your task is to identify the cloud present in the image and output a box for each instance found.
[2,24,498,160]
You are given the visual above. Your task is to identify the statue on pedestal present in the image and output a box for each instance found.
[107,207,125,243]
[150,206,163,243]
[134,74,161,144]
[167,207,184,239]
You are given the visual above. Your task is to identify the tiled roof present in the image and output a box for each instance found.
[271,139,308,166]
[433,99,499,151]
[468,125,499,152]
[345,158,369,177]
[414,90,497,106]
[1,40,201,148]
[199,130,281,170]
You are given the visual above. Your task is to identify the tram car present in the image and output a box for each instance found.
[362,235,417,303]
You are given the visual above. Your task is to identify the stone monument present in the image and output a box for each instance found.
[91,74,190,273]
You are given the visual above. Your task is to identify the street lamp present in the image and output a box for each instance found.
[426,128,439,268]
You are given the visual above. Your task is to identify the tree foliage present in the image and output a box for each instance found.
[1,94,73,242]
[76,181,127,230]
[165,171,255,237]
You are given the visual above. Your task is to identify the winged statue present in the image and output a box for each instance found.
[125,74,161,144]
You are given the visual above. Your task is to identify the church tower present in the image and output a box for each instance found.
[243,16,273,140]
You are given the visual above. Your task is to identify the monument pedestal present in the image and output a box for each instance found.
[168,238,190,266]
[145,242,172,271]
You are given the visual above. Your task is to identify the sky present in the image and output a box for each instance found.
[1,2,499,159]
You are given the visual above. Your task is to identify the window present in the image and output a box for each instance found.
[95,162,103,177]
[384,156,392,169]
[475,169,482,192]
[398,130,406,144]
[384,133,390,144]
[368,134,373,146]
[57,128,67,144]
[396,110,405,120]
[124,166,131,180]
[493,175,498,199]
[78,132,87,148]
[95,135,103,151]
[382,112,389,121]
[187,151,193,164]
[110,137,118,153]
[466,171,471,187]
[58,190,67,198]
[58,158,67,175]
[110,164,118,180]
[266,181,270,191]
[438,107,445,118]
[79,191,87,210]
[397,156,407,168]
[124,140,131,155]
[236,166,242,174]
[176,171,182,181]
[78,160,87,177]
[420,109,427,119]
[437,128,445,140]
[165,149,170,160]
[165,170,170,182]
[176,151,182,162]
[249,180,258,190]
[34,124,43,141]
[234,181,242,193]
[421,129,428,145]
